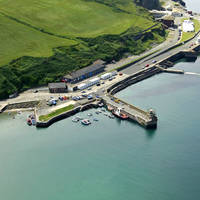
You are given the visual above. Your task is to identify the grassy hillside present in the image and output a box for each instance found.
[0,0,166,99]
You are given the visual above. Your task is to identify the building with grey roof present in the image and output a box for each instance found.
[64,59,105,83]
[48,82,68,93]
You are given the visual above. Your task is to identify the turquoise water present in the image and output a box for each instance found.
[1,57,200,200]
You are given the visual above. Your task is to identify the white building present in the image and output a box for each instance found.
[88,77,100,87]
[77,83,88,90]
[101,73,112,80]
[182,20,194,32]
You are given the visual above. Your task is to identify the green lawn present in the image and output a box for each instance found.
[0,13,77,66]
[180,19,200,43]
[39,104,75,122]
[0,0,166,99]
[0,0,154,38]
[0,0,156,66]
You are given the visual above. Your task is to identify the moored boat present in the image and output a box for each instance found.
[72,117,79,122]
[112,108,128,120]
[81,119,91,125]
[93,118,99,122]
[27,118,32,126]
[107,105,114,111]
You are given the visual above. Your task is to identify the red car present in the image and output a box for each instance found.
[145,64,149,68]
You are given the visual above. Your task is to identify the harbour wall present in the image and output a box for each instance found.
[35,102,99,128]
[0,101,39,113]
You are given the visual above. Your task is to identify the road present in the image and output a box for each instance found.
[122,29,200,75]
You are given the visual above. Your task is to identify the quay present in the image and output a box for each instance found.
[154,65,184,74]
[102,95,157,128]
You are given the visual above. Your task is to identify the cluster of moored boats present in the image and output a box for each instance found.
[72,106,129,126]
[27,114,36,126]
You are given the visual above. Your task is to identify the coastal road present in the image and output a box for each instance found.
[122,30,200,75]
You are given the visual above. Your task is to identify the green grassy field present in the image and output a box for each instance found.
[39,104,75,121]
[180,19,200,43]
[0,0,155,65]
[0,0,166,99]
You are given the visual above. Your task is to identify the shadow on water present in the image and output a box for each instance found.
[145,128,157,139]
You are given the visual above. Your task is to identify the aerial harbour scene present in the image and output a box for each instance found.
[0,0,200,199]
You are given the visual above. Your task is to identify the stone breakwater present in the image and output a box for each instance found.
[0,101,39,113]
[35,102,99,128]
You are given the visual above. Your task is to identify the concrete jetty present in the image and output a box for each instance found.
[155,65,184,74]
[0,104,7,113]
[102,95,157,128]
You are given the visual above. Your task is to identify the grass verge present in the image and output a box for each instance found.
[39,104,74,122]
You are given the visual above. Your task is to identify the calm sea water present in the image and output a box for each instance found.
[1,57,200,200]
[1,1,200,198]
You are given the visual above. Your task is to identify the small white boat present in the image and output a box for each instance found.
[109,114,115,119]
[98,103,104,107]
[93,118,99,122]
[81,119,91,125]
[76,116,83,120]
[87,113,93,117]
[101,108,106,112]
[72,117,79,122]
[95,111,100,114]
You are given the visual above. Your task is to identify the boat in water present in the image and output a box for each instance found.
[87,113,93,117]
[32,119,36,126]
[112,108,128,120]
[93,118,99,122]
[27,118,32,126]
[98,102,104,107]
[72,117,79,122]
[76,116,83,120]
[81,119,91,125]
[107,105,114,111]
[108,114,115,119]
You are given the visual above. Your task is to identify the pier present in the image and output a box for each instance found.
[154,65,184,74]
[102,95,157,128]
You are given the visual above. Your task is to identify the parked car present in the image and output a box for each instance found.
[145,64,149,68]
[81,90,86,93]
[119,72,123,76]
[88,88,92,90]
[96,83,101,86]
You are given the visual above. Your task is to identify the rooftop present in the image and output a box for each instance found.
[162,15,175,21]
[65,59,105,79]
[48,82,67,89]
